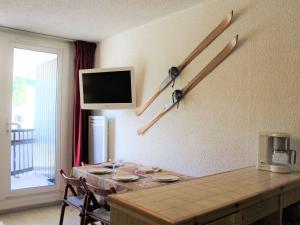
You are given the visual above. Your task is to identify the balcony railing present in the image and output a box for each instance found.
[11,129,34,176]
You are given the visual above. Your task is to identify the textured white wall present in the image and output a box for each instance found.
[98,0,300,177]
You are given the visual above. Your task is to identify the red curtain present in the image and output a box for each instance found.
[73,41,97,166]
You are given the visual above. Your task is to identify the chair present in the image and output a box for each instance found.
[59,169,87,225]
[80,177,117,225]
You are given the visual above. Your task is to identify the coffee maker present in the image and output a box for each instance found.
[257,132,297,173]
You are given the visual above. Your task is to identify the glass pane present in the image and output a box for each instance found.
[11,48,58,190]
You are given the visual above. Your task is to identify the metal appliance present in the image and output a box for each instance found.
[257,132,297,173]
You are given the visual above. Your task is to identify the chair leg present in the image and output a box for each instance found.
[80,212,85,225]
[59,203,67,225]
[83,214,89,225]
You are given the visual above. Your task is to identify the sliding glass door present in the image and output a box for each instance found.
[10,47,59,191]
[0,31,72,210]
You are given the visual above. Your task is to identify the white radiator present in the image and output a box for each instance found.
[88,116,108,164]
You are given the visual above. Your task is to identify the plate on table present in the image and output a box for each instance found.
[139,166,161,173]
[88,168,112,174]
[152,175,180,182]
[112,175,139,182]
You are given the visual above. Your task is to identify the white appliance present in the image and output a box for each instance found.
[257,132,297,173]
[88,116,108,164]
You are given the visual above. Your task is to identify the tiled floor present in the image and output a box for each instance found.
[0,205,79,225]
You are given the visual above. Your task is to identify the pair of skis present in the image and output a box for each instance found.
[137,11,238,135]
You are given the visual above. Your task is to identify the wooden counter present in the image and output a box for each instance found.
[108,167,300,225]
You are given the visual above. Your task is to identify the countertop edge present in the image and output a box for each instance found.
[108,168,300,225]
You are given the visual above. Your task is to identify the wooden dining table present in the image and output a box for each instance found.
[72,162,193,193]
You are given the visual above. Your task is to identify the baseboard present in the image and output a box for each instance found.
[0,201,60,215]
[0,190,62,213]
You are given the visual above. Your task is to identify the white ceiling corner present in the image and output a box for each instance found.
[0,0,202,42]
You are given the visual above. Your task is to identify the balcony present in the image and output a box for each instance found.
[11,128,55,190]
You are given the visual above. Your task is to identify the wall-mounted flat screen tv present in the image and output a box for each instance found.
[79,67,136,109]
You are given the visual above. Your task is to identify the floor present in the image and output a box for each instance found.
[11,174,54,190]
[0,205,79,225]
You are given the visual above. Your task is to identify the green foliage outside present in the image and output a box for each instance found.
[12,77,35,106]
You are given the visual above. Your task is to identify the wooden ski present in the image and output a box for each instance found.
[137,35,238,135]
[136,10,234,116]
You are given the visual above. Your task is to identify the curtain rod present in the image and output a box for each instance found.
[0,26,75,42]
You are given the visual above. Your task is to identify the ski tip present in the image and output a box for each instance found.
[227,10,233,22]
[136,109,142,116]
[137,129,143,136]
[235,34,239,42]
[231,35,239,47]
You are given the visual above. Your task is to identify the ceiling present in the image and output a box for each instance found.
[0,0,202,42]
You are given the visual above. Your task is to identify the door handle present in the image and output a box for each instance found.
[291,150,297,165]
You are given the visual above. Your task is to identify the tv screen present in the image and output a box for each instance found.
[79,67,135,109]
[82,71,132,103]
